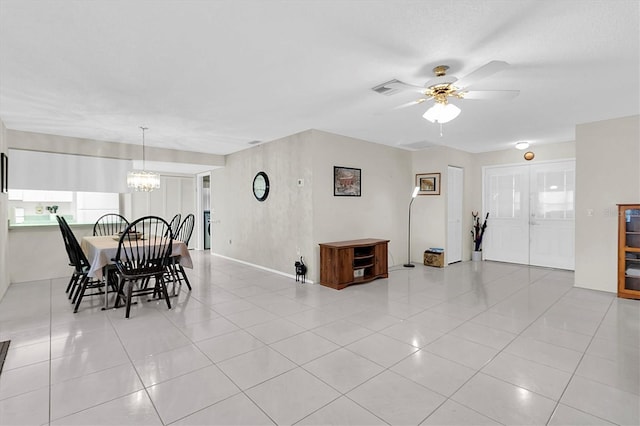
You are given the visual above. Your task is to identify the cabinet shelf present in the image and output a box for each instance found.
[618,204,640,299]
[320,239,389,290]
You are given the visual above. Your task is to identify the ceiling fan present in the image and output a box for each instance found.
[373,60,519,123]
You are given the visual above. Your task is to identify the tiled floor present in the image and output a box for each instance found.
[1,252,639,425]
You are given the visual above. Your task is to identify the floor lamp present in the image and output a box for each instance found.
[404,186,420,267]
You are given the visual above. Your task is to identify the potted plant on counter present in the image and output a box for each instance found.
[471,211,489,261]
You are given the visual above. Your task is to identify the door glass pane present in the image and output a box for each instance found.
[535,169,574,219]
[489,174,522,218]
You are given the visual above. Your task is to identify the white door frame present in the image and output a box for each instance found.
[447,166,464,264]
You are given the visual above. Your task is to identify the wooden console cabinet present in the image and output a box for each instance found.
[319,238,389,290]
[618,204,640,299]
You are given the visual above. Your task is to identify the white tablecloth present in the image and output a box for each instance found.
[81,235,193,279]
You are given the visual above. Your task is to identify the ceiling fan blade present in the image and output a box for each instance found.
[454,60,510,89]
[460,90,520,100]
[385,80,427,94]
[393,98,431,109]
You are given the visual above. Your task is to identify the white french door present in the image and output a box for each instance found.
[447,166,464,264]
[483,160,575,270]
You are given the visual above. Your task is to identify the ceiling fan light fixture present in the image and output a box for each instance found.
[423,102,461,124]
[515,141,530,150]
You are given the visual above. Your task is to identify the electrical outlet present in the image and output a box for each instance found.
[296,247,301,256]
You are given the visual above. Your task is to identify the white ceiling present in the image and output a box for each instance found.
[1,0,638,155]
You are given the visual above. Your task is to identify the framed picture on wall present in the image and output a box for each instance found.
[416,172,440,195]
[1,153,7,193]
[334,166,361,196]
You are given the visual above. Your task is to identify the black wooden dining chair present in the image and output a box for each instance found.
[168,214,181,239]
[93,213,130,236]
[56,216,112,312]
[113,216,173,318]
[165,213,195,291]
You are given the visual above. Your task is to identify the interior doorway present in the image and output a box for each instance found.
[447,166,464,264]
[482,160,575,270]
[196,172,211,251]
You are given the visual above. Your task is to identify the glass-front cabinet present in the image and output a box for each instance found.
[618,204,640,299]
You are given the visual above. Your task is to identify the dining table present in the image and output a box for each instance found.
[81,235,193,310]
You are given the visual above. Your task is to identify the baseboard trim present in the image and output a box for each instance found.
[211,253,315,284]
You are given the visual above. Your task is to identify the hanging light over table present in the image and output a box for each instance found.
[127,126,160,192]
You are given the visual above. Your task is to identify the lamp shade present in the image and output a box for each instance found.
[423,102,461,123]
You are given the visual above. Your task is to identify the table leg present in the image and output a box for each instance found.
[102,266,109,310]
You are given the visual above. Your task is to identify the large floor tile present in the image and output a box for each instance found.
[575,352,640,395]
[547,404,616,425]
[196,329,265,363]
[173,393,275,425]
[296,396,387,425]
[561,375,640,425]
[345,333,418,368]
[0,387,49,426]
[424,334,498,370]
[347,370,445,425]
[391,349,477,396]
[246,367,340,425]
[270,331,339,365]
[50,340,130,383]
[217,346,296,390]
[245,318,306,344]
[2,340,50,371]
[421,399,501,425]
[132,343,213,387]
[51,389,162,426]
[379,320,444,348]
[179,316,240,342]
[303,348,384,393]
[504,335,583,373]
[50,363,144,421]
[449,321,516,350]
[311,320,374,347]
[451,373,556,425]
[481,351,572,400]
[147,365,240,424]
[0,360,49,401]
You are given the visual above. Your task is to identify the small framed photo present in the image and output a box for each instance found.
[416,172,440,196]
[1,153,7,193]
[334,166,361,197]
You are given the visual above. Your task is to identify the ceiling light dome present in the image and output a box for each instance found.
[515,141,530,150]
[423,102,461,124]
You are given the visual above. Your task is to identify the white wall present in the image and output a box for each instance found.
[0,119,9,299]
[575,115,640,293]
[8,225,94,283]
[411,146,474,263]
[310,130,411,273]
[210,129,412,282]
[211,130,314,278]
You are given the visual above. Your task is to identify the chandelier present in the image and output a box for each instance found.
[127,126,160,192]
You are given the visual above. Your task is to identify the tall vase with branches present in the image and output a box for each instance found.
[471,211,489,252]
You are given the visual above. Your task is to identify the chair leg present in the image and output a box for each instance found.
[177,265,192,291]
[114,276,125,309]
[158,275,172,310]
[65,274,76,294]
[73,275,90,313]
[68,273,80,299]
[125,281,134,319]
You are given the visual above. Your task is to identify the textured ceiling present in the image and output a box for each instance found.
[1,0,638,155]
